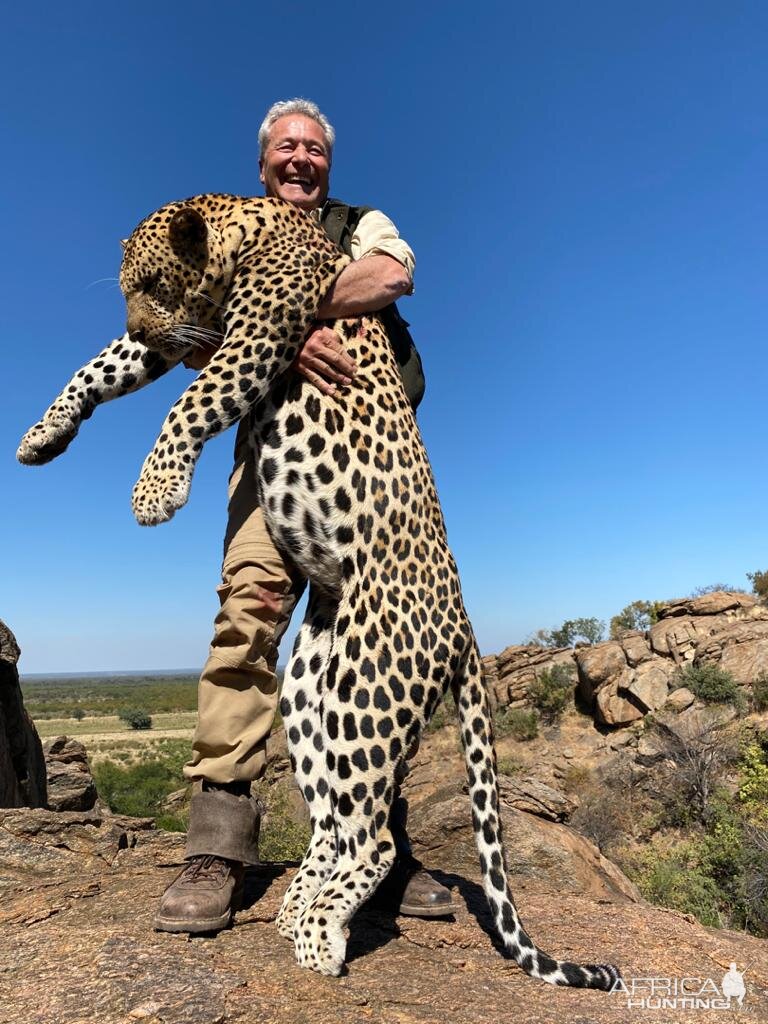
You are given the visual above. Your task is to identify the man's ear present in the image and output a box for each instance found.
[258,159,266,188]
[168,207,209,260]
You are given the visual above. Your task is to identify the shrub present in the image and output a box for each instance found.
[738,740,768,825]
[527,663,574,722]
[497,756,524,776]
[673,663,743,708]
[751,673,768,712]
[119,708,153,730]
[629,844,723,928]
[251,773,311,862]
[71,708,85,721]
[93,758,179,819]
[648,714,738,825]
[425,691,457,732]
[493,707,538,741]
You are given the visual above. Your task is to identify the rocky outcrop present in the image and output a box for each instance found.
[407,779,638,903]
[481,644,576,708]
[2,804,767,1024]
[482,592,768,727]
[43,736,98,811]
[0,619,46,808]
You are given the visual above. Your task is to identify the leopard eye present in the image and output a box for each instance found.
[141,272,161,294]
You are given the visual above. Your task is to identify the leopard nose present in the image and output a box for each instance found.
[129,327,146,345]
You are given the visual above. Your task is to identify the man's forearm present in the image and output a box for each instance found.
[316,254,411,318]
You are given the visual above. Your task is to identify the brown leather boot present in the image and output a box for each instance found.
[154,855,245,934]
[384,788,459,917]
[387,854,459,918]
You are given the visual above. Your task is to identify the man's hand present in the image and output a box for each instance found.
[295,324,357,396]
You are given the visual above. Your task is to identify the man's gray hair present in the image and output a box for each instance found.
[258,98,335,160]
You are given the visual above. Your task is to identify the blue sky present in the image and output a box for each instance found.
[3,1,767,674]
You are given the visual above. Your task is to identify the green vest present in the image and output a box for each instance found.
[319,199,426,410]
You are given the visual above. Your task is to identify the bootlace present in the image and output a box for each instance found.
[184,855,231,883]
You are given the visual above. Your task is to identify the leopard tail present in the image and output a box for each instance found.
[451,640,621,990]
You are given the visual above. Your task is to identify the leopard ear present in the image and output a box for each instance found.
[168,207,209,259]
[119,238,128,250]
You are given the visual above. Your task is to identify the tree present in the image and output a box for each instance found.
[747,571,768,602]
[610,600,655,638]
[71,708,85,721]
[119,709,152,731]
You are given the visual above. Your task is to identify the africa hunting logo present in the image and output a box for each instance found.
[610,964,748,1011]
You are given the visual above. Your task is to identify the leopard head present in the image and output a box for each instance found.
[119,204,229,357]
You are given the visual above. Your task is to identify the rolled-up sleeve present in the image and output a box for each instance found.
[350,209,416,285]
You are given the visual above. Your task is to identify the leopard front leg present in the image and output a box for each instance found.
[131,426,196,526]
[18,334,177,466]
[276,590,337,938]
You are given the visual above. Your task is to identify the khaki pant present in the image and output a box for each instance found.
[184,423,305,785]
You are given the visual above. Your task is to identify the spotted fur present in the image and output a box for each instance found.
[19,195,620,987]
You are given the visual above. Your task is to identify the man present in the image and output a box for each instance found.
[155,99,456,934]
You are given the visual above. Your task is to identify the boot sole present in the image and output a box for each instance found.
[399,900,460,918]
[154,908,234,934]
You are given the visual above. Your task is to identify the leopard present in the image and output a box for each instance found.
[18,194,620,987]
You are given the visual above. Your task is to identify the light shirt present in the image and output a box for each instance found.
[351,209,415,283]
[312,205,415,283]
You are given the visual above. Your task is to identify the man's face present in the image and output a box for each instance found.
[259,114,331,212]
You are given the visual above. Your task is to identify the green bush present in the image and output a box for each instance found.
[93,758,180,819]
[527,663,574,722]
[673,663,743,708]
[252,773,311,862]
[71,708,85,721]
[119,708,153,730]
[493,707,538,741]
[631,846,723,927]
[497,756,524,776]
[426,691,457,732]
[751,674,768,712]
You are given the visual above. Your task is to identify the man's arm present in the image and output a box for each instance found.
[297,208,415,394]
[315,254,411,318]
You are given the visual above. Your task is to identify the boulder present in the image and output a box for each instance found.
[658,591,760,619]
[43,736,98,811]
[665,686,695,711]
[619,630,653,667]
[0,620,46,808]
[626,660,674,713]
[575,644,645,725]
[648,614,722,662]
[695,619,768,685]
[483,645,575,706]
[497,774,578,823]
[407,781,640,904]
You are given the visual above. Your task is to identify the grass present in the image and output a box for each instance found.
[21,674,200,719]
[34,711,198,739]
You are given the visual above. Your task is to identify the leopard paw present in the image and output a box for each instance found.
[17,414,79,466]
[293,910,347,977]
[131,452,191,526]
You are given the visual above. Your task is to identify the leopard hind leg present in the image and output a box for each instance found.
[275,587,338,939]
[292,645,400,976]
